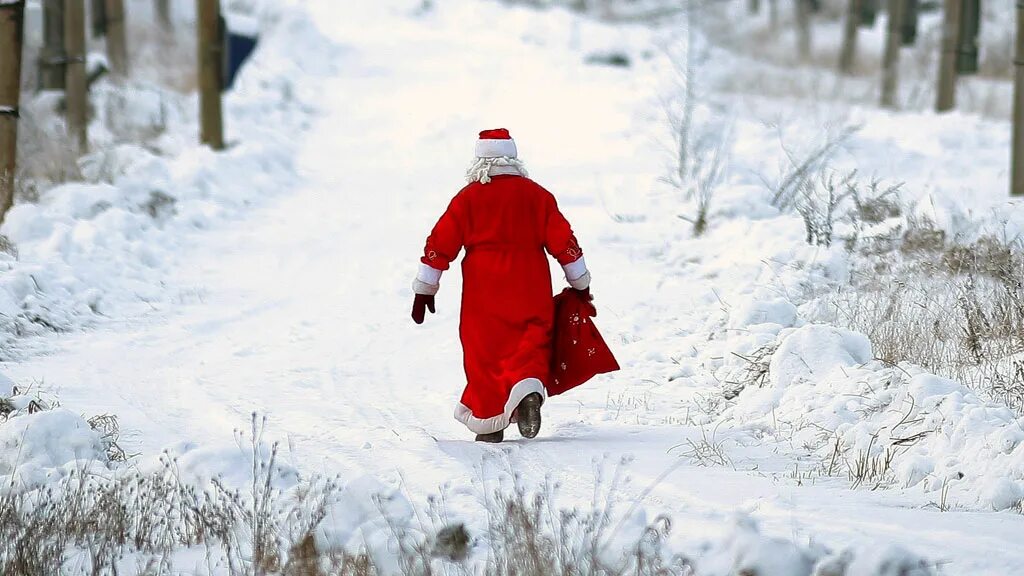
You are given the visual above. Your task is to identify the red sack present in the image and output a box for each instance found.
[548,288,620,396]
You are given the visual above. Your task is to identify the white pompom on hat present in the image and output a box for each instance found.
[475,128,518,158]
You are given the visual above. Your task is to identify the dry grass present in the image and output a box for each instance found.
[127,19,198,94]
[831,230,1024,413]
[723,342,776,400]
[0,410,697,576]
[15,96,83,203]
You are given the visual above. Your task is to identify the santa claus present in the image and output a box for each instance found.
[411,129,591,443]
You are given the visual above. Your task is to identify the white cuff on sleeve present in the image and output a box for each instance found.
[413,279,439,296]
[563,257,588,280]
[563,257,590,290]
[417,263,443,284]
[413,263,443,295]
[568,270,591,290]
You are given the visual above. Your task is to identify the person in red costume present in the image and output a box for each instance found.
[411,129,591,443]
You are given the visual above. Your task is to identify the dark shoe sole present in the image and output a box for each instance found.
[475,430,504,443]
[517,393,543,439]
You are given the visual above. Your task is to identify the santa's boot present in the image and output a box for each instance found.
[475,430,504,443]
[516,393,543,439]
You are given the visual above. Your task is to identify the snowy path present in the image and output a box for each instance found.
[5,0,1024,572]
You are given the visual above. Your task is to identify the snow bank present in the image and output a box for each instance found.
[681,513,936,576]
[0,408,106,487]
[722,325,1024,510]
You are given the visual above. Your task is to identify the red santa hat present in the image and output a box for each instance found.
[475,128,518,159]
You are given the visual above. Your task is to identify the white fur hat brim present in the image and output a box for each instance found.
[475,138,517,158]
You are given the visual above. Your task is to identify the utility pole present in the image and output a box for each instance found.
[0,0,25,223]
[880,0,903,108]
[839,0,861,74]
[104,0,126,79]
[65,0,87,154]
[1012,0,1024,196]
[936,0,962,112]
[39,0,64,90]
[197,0,224,150]
[795,0,812,62]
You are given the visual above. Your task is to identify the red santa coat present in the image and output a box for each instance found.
[421,174,584,434]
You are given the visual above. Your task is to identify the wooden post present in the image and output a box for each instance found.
[956,0,980,74]
[901,0,918,45]
[748,0,761,14]
[89,0,104,37]
[1012,0,1024,196]
[795,0,812,62]
[936,0,962,112]
[197,0,224,150]
[839,0,861,74]
[65,0,87,154]
[39,0,64,90]
[0,0,25,223]
[156,0,171,29]
[880,0,903,108]
[104,0,126,79]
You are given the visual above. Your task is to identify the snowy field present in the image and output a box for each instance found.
[2,0,1024,573]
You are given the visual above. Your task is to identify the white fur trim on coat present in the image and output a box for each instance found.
[454,377,546,434]
[475,139,518,158]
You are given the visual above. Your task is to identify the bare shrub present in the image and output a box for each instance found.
[87,413,131,462]
[795,169,854,247]
[769,124,858,210]
[675,125,731,237]
[723,342,777,400]
[663,3,732,238]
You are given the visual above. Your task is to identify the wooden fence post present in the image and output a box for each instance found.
[901,0,918,45]
[1012,0,1024,196]
[839,0,861,74]
[936,0,962,112]
[197,0,224,150]
[65,0,87,154]
[156,0,171,28]
[39,0,64,90]
[795,0,812,62]
[880,0,903,108]
[0,0,25,223]
[89,0,104,37]
[105,0,126,79]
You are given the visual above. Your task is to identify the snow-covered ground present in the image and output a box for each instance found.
[2,0,1024,573]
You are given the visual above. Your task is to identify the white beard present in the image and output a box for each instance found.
[465,156,529,184]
